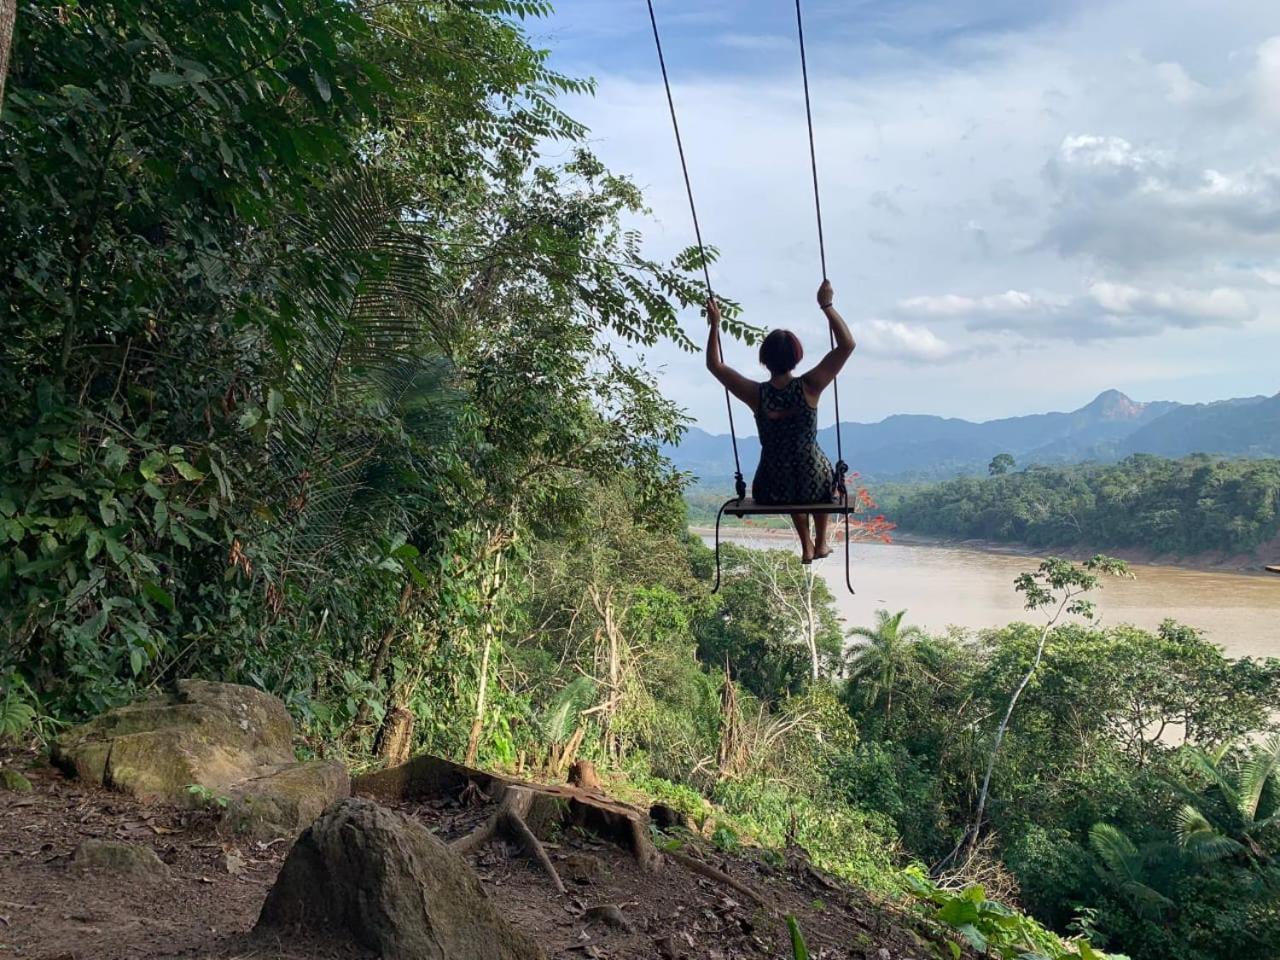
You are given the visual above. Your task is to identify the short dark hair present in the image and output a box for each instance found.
[759,329,803,375]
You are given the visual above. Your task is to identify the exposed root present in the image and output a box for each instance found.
[666,849,768,911]
[451,785,565,894]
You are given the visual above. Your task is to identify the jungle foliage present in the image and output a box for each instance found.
[888,455,1280,555]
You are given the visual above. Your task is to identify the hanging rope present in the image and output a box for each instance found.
[795,0,853,594]
[645,0,747,502]
[793,0,847,502]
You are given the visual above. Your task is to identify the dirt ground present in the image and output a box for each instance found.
[0,749,945,960]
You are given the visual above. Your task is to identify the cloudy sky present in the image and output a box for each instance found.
[528,0,1280,432]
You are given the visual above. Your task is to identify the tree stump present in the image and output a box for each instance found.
[567,759,600,790]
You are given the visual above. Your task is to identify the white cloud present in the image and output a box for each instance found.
[1256,37,1280,120]
[1041,133,1280,269]
[858,319,960,363]
[716,32,791,53]
[896,283,1256,341]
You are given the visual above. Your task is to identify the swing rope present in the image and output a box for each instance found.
[794,0,853,594]
[793,0,848,503]
[645,0,747,502]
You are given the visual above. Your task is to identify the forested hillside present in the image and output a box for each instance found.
[669,390,1280,483]
[2,5,1279,960]
[889,455,1280,557]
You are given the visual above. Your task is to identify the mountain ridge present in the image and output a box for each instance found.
[668,389,1280,484]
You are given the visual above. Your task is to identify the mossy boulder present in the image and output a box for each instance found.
[225,760,351,840]
[257,798,545,960]
[0,768,33,792]
[71,839,170,880]
[53,680,348,838]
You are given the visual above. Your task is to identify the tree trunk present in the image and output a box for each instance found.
[375,706,415,767]
[355,580,414,729]
[966,606,1062,854]
[0,0,16,114]
[717,659,743,780]
[803,569,819,681]
[465,549,505,766]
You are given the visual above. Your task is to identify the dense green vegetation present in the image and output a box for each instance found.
[3,6,1279,960]
[889,455,1280,556]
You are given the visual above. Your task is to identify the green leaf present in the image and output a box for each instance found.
[148,71,187,88]
[130,647,144,676]
[104,536,127,564]
[142,580,175,612]
[937,899,980,927]
[139,451,166,481]
[173,461,205,481]
[785,916,809,960]
[53,438,80,462]
[103,443,129,473]
[312,71,332,103]
[267,388,285,416]
[956,923,988,952]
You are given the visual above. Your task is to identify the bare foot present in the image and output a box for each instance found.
[813,543,832,560]
[801,547,814,565]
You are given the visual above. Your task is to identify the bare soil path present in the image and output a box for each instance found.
[0,749,942,960]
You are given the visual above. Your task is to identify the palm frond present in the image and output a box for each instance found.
[255,170,466,595]
[1175,804,1245,862]
[1089,824,1174,919]
[1182,745,1241,804]
[541,677,598,743]
[1089,823,1143,880]
[1239,734,1280,823]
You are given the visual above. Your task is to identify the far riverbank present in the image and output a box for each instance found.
[689,524,1280,578]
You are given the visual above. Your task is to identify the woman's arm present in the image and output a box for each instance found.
[802,280,855,395]
[705,298,760,412]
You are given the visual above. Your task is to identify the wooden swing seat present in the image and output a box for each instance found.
[722,498,850,517]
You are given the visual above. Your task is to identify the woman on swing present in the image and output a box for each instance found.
[706,279,855,564]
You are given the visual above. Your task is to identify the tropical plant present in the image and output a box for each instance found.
[845,609,927,724]
[1173,737,1280,864]
[905,869,1119,960]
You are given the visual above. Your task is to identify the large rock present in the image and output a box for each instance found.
[256,798,545,960]
[52,680,348,837]
[224,760,351,840]
[71,839,170,880]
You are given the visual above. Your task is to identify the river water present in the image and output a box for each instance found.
[705,532,1280,660]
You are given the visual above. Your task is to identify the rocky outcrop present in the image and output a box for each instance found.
[52,680,348,837]
[256,798,545,960]
[70,839,170,880]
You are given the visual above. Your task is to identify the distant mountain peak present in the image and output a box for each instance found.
[1085,389,1145,420]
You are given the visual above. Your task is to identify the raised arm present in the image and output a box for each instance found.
[705,298,760,412]
[802,279,855,396]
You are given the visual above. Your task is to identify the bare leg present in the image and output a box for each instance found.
[813,512,831,559]
[790,512,814,563]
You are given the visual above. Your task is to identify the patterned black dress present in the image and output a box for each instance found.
[752,378,835,505]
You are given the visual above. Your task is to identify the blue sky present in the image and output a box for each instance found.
[524,1,1280,432]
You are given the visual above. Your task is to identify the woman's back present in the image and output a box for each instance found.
[753,378,833,505]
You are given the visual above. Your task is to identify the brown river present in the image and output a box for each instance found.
[705,531,1280,660]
